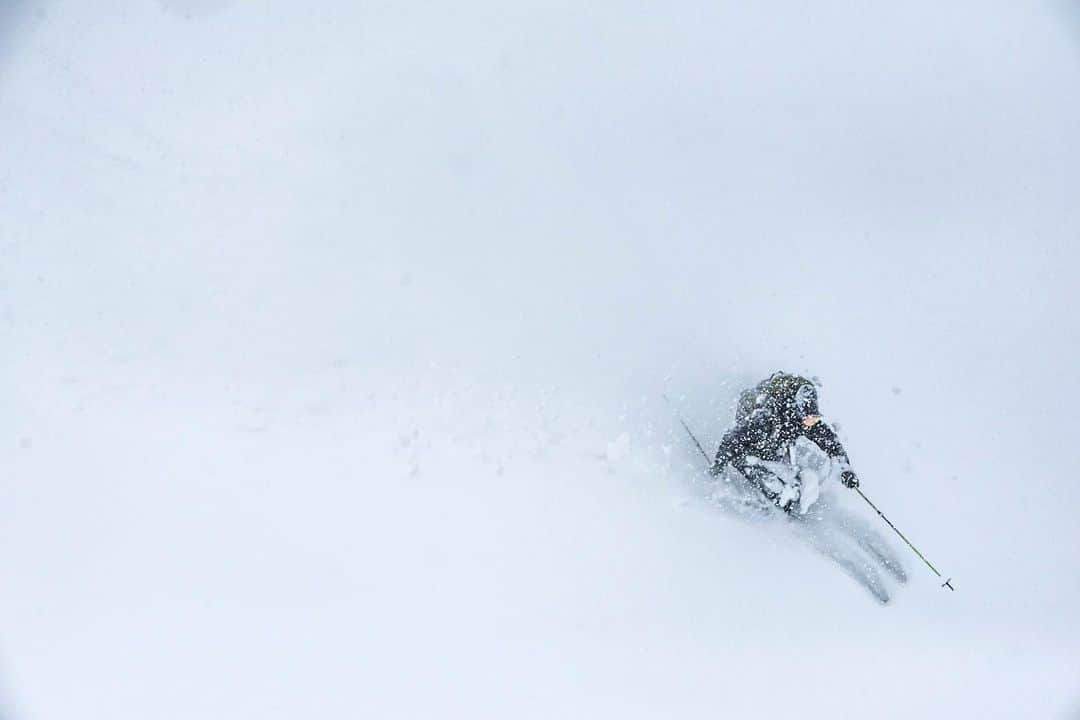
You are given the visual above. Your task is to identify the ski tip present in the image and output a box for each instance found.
[942,578,955,591]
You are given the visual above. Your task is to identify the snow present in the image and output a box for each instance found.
[2,0,1080,718]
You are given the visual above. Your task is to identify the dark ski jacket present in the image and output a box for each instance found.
[711,374,851,478]
[711,407,850,476]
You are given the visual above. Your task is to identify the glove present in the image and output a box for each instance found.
[840,470,859,489]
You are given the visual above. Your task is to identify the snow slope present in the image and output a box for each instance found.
[2,1,1079,717]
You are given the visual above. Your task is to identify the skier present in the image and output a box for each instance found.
[710,372,860,513]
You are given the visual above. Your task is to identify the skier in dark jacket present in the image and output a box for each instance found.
[710,372,860,512]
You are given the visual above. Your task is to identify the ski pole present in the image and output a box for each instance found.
[661,394,712,465]
[855,488,954,591]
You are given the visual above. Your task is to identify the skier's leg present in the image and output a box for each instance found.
[741,463,803,513]
[739,465,780,501]
[702,464,775,518]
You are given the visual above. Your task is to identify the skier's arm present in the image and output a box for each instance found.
[804,419,847,461]
[710,412,767,476]
[710,426,745,475]
[804,419,860,488]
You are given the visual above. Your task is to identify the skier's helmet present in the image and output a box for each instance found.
[737,372,820,423]
[793,382,819,418]
[759,372,819,421]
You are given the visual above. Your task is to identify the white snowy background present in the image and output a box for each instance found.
[2,0,1080,717]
